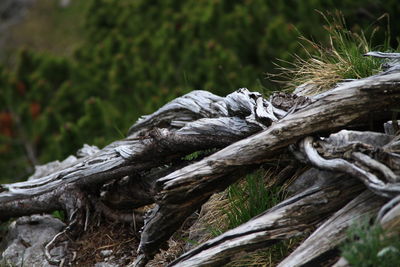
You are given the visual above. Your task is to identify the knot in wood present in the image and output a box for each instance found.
[271,92,311,111]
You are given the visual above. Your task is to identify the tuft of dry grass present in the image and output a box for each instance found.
[273,11,389,95]
[186,167,287,247]
[149,237,187,267]
[186,191,230,250]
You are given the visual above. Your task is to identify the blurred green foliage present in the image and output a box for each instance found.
[341,220,400,267]
[1,0,399,183]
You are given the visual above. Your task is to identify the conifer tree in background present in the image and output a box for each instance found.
[0,0,399,183]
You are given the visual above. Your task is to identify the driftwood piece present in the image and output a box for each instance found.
[380,198,400,235]
[168,176,363,267]
[127,88,292,137]
[286,127,400,267]
[0,87,311,222]
[0,89,273,221]
[277,190,386,267]
[135,71,400,264]
[0,88,301,264]
[365,51,400,72]
[2,54,400,266]
[285,126,400,267]
[299,130,400,197]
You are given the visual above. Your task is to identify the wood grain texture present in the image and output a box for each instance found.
[135,71,400,264]
[1,59,400,266]
[169,176,364,267]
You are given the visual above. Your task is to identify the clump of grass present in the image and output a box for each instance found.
[186,167,305,265]
[341,219,400,267]
[224,168,285,229]
[188,168,285,244]
[183,191,230,251]
[51,210,65,221]
[277,11,390,95]
[221,169,305,266]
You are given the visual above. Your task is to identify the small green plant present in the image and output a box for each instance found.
[182,151,203,161]
[196,168,303,265]
[277,11,392,95]
[51,210,66,221]
[224,169,284,229]
[181,148,219,161]
[341,219,400,267]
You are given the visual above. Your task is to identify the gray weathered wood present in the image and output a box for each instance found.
[277,190,385,267]
[135,71,400,264]
[168,176,363,267]
[0,88,300,265]
[299,131,400,197]
[364,52,400,59]
[0,89,275,221]
[2,58,400,267]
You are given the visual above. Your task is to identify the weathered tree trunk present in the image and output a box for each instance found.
[277,190,386,267]
[0,89,269,221]
[0,88,304,264]
[167,128,400,267]
[168,176,364,267]
[1,52,400,267]
[134,71,400,265]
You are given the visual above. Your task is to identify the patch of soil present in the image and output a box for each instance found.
[69,212,190,266]
[71,218,139,266]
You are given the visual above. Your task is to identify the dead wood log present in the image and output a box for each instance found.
[298,130,400,197]
[286,125,400,267]
[1,53,400,266]
[167,175,364,267]
[283,127,400,266]
[277,190,386,267]
[134,71,400,265]
[364,51,400,73]
[0,89,272,221]
[0,88,297,264]
[149,128,400,266]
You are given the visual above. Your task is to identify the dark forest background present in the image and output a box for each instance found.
[0,0,399,183]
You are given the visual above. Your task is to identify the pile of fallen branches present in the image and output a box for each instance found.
[1,52,400,266]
